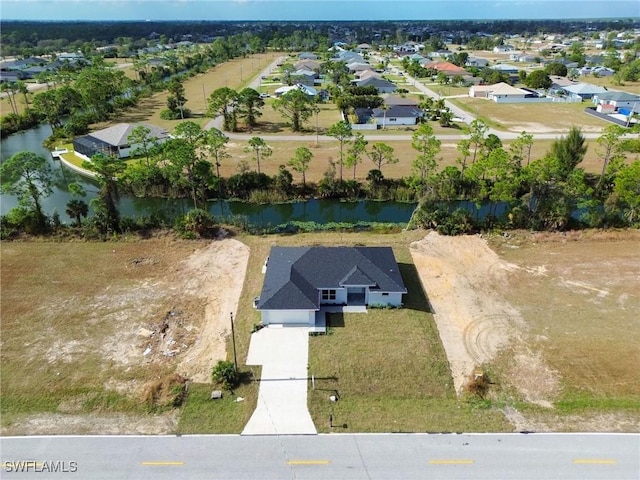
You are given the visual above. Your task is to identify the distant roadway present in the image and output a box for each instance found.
[1,433,639,479]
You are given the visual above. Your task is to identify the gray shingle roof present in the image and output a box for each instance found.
[595,91,640,102]
[258,246,406,310]
[91,123,169,147]
[372,105,423,118]
[356,77,396,89]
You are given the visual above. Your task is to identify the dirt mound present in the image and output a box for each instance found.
[410,231,558,405]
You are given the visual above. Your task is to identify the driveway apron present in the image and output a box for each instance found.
[242,327,317,435]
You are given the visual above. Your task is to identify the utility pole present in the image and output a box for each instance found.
[230,312,238,372]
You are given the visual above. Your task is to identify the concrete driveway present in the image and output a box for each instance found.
[242,327,317,435]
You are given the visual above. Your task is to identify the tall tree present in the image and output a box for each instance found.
[509,131,534,167]
[167,79,187,119]
[202,128,230,179]
[550,126,587,180]
[237,87,264,130]
[411,123,441,182]
[345,132,368,180]
[74,64,129,120]
[174,121,203,150]
[595,125,625,191]
[207,87,239,132]
[82,153,126,233]
[0,82,19,116]
[467,119,489,165]
[367,142,399,173]
[245,137,272,174]
[287,146,313,187]
[326,120,353,181]
[272,88,313,132]
[0,151,54,231]
[128,124,156,167]
[65,199,89,227]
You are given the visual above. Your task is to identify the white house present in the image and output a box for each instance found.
[372,105,423,126]
[469,82,528,102]
[256,246,407,327]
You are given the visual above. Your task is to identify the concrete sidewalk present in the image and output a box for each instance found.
[241,327,317,435]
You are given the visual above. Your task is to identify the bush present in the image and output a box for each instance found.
[174,209,218,238]
[465,371,490,399]
[212,360,238,390]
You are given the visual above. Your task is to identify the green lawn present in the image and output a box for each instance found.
[307,242,511,433]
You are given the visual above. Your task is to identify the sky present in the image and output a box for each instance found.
[1,0,638,22]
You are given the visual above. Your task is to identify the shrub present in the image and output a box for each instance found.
[174,209,218,238]
[465,370,490,399]
[212,360,239,390]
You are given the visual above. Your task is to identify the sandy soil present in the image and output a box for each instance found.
[3,238,249,435]
[410,232,558,404]
[176,238,250,382]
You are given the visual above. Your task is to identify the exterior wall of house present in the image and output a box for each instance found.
[377,86,397,94]
[469,87,489,98]
[368,292,403,307]
[319,288,347,305]
[375,116,417,126]
[261,309,315,326]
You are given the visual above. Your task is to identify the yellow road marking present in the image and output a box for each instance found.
[142,461,185,466]
[573,459,616,464]
[429,459,474,465]
[287,460,330,465]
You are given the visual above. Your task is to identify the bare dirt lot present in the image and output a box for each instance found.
[1,237,249,435]
[411,230,640,432]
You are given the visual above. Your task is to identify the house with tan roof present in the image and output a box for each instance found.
[469,82,529,102]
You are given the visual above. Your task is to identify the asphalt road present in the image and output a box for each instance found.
[1,433,638,479]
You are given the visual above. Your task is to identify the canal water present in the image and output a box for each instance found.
[0,126,417,226]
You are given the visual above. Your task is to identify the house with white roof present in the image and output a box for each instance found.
[561,83,608,100]
[73,123,169,160]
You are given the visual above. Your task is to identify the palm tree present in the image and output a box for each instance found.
[66,199,89,227]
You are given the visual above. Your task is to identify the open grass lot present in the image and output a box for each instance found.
[488,230,640,431]
[0,239,199,432]
[100,52,280,132]
[450,97,610,133]
[219,137,624,182]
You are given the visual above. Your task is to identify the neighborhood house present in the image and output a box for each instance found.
[73,122,169,160]
[256,246,407,328]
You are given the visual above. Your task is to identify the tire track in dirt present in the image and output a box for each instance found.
[410,232,529,394]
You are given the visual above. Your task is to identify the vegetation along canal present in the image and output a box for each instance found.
[0,126,416,227]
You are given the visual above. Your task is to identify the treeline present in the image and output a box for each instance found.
[3,19,639,57]
[2,119,639,240]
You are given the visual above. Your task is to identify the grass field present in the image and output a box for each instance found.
[449,97,610,132]
[0,240,198,431]
[105,52,281,131]
[218,136,627,182]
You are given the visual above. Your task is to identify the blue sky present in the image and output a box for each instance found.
[2,0,638,21]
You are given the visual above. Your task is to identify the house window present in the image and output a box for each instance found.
[322,289,336,301]
[382,292,389,296]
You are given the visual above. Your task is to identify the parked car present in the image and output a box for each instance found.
[259,93,270,98]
